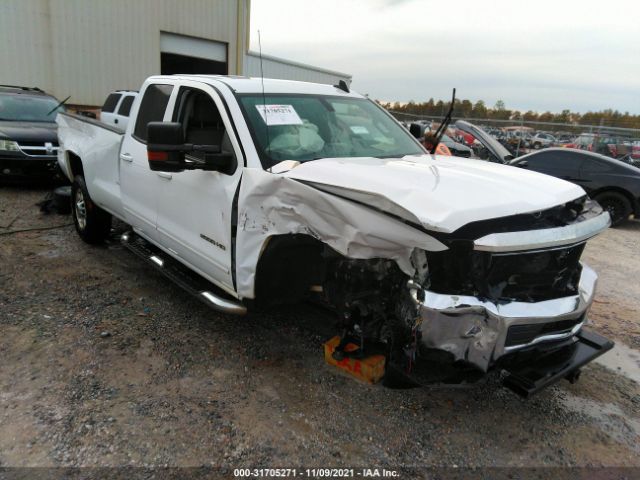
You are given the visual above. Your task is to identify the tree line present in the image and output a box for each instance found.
[379,98,640,130]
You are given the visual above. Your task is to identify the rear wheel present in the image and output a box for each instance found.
[72,175,112,243]
[594,191,631,226]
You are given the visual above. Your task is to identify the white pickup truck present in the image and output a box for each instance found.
[57,75,613,396]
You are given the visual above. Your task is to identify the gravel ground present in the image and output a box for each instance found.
[0,186,639,474]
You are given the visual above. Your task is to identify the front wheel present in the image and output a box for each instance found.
[594,191,631,227]
[72,175,112,243]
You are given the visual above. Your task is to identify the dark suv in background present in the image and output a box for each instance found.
[0,85,65,183]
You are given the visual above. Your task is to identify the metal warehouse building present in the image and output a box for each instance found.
[0,0,351,107]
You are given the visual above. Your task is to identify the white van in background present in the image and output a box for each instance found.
[100,90,138,130]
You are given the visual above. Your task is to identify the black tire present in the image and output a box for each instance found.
[594,191,631,227]
[71,175,112,243]
[533,142,542,149]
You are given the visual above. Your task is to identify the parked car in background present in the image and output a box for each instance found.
[440,133,472,157]
[100,90,138,130]
[619,154,640,170]
[456,120,514,163]
[510,148,640,225]
[457,120,640,226]
[555,133,575,145]
[0,85,65,183]
[631,140,640,161]
[453,127,475,146]
[567,133,632,160]
[530,132,556,149]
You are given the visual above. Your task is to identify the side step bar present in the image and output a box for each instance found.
[502,329,614,398]
[120,232,247,316]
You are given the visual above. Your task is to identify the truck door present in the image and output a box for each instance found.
[155,84,243,294]
[120,83,174,242]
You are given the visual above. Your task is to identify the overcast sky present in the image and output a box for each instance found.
[250,0,640,114]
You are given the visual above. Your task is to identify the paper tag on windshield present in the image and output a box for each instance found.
[350,126,369,135]
[255,104,303,126]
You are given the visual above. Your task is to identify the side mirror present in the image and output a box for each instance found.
[147,122,186,172]
[147,122,235,173]
[409,123,423,139]
[199,149,234,173]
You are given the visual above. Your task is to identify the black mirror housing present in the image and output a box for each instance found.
[202,152,234,173]
[146,122,235,174]
[147,122,186,172]
[409,123,423,139]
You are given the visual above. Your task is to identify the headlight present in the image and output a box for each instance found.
[0,139,20,152]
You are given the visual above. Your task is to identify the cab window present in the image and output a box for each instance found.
[133,84,173,142]
[117,95,135,117]
[102,93,121,113]
[172,86,237,173]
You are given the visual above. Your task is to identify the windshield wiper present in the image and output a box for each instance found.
[47,95,71,116]
[431,88,456,154]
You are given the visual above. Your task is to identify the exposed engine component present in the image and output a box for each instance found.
[323,250,429,371]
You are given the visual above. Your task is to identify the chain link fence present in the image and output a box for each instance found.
[387,110,640,160]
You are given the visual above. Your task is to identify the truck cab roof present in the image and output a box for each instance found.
[145,75,361,97]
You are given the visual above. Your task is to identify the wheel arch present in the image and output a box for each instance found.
[65,150,85,180]
[252,233,329,308]
[591,186,636,215]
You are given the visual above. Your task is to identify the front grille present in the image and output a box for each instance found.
[504,317,583,347]
[426,243,585,302]
[481,244,585,301]
[17,141,59,157]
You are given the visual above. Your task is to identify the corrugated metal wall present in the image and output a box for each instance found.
[245,52,352,86]
[0,0,248,105]
[0,0,54,92]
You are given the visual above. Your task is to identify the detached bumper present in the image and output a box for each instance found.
[414,263,598,371]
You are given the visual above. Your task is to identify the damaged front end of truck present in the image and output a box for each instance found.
[238,160,614,397]
[406,198,614,394]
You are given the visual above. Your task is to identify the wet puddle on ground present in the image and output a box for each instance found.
[595,341,640,384]
[561,393,640,443]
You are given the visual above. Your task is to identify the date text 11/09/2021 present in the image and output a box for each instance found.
[233,468,400,478]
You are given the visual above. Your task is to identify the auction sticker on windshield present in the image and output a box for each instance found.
[350,126,369,135]
[256,104,303,126]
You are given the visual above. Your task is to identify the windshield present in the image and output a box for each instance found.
[0,94,65,122]
[237,94,423,168]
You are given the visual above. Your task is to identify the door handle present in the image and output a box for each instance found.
[120,153,133,162]
[114,118,119,124]
[156,172,172,180]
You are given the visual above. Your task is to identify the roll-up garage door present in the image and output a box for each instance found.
[160,32,228,75]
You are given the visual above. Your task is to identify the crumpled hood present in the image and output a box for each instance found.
[283,155,586,233]
[0,121,57,143]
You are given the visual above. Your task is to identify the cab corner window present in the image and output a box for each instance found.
[133,84,174,142]
[117,95,135,117]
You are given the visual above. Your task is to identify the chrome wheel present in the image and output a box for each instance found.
[75,188,87,230]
